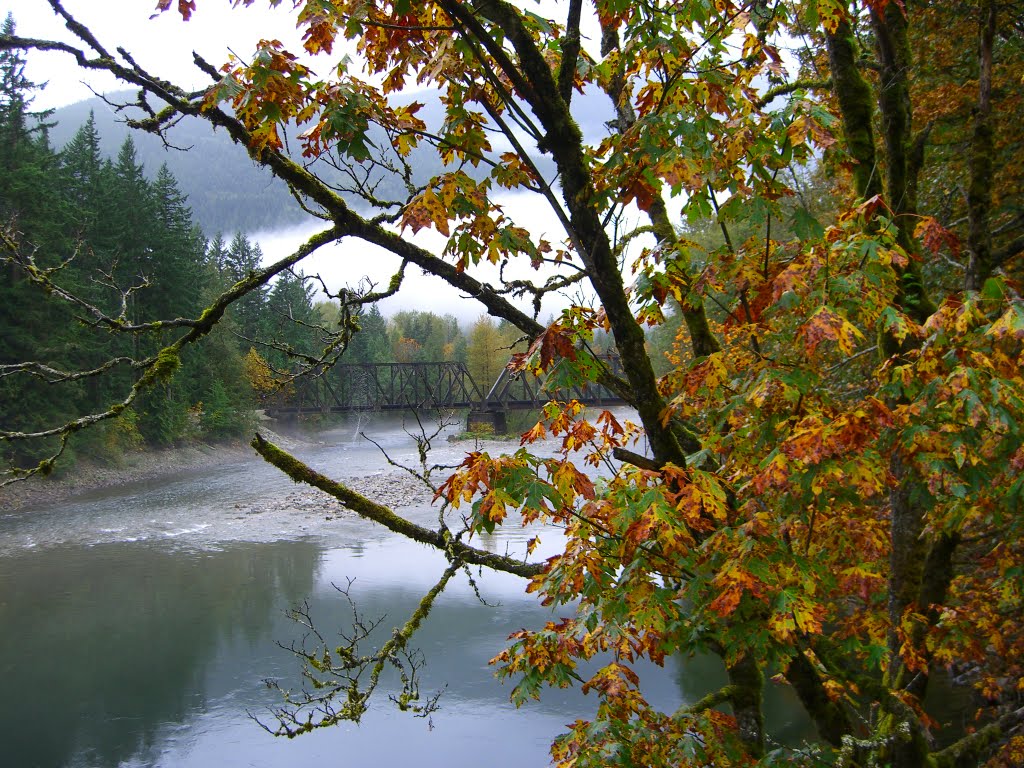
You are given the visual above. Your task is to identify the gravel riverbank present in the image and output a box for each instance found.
[231,472,437,520]
[0,428,440,518]
[0,441,253,511]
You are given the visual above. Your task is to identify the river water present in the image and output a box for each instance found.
[0,414,811,767]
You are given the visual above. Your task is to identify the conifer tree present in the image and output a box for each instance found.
[223,231,268,348]
[343,303,391,364]
[264,269,319,368]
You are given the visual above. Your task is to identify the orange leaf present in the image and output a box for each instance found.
[401,187,450,236]
[797,306,864,355]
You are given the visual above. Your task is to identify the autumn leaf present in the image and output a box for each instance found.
[914,216,960,258]
[401,187,450,236]
[864,0,907,16]
[797,306,864,355]
[152,0,196,21]
[524,324,577,373]
[621,172,660,213]
[985,302,1024,340]
[815,0,848,34]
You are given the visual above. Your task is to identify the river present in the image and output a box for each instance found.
[0,413,811,767]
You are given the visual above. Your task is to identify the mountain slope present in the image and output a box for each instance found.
[47,89,610,238]
[48,95,305,236]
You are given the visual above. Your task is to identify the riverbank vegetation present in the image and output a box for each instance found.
[2,1,1023,766]
[0,23,538,471]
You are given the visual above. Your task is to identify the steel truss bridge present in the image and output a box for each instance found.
[264,356,626,430]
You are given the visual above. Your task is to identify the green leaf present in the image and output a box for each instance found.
[790,207,824,240]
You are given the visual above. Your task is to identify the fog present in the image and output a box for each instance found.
[7,0,657,326]
[248,189,633,326]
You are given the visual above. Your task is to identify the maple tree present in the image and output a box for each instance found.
[2,1,1024,766]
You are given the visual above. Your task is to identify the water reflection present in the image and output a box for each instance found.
[0,530,688,768]
[0,540,320,768]
[0,412,815,766]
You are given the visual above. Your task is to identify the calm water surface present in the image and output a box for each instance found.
[0,414,809,767]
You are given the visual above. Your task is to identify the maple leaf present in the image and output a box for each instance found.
[749,451,791,494]
[524,324,577,373]
[152,0,196,21]
[850,194,890,222]
[914,216,961,258]
[709,583,743,617]
[521,421,547,445]
[621,173,660,213]
[624,512,657,545]
[787,115,809,146]
[401,187,450,236]
[816,0,848,34]
[797,306,864,355]
[985,302,1024,341]
[683,352,728,395]
[302,18,337,55]
[863,0,907,17]
[782,416,826,464]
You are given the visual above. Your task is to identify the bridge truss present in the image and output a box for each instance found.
[264,355,626,419]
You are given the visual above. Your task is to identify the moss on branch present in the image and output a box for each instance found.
[251,433,543,579]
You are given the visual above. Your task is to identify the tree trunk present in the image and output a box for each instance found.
[726,654,765,758]
[966,0,997,291]
[824,22,882,201]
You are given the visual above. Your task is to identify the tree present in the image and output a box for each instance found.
[58,111,109,241]
[2,2,1023,766]
[0,20,79,464]
[221,231,269,348]
[263,268,321,368]
[0,12,55,232]
[150,163,205,319]
[466,313,520,388]
[387,310,465,363]
[343,303,391,364]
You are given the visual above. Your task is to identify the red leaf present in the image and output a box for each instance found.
[152,0,197,20]
[797,306,863,355]
[863,0,906,18]
[915,216,961,258]
[525,324,577,372]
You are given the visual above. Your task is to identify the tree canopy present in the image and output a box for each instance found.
[2,1,1023,766]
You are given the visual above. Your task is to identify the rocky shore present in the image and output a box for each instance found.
[229,472,437,520]
[0,427,440,518]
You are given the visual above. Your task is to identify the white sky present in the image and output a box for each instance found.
[0,2,637,325]
[6,1,306,110]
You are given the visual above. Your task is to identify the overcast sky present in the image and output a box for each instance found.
[5,1,310,110]
[1,1,619,324]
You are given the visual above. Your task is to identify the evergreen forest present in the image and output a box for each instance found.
[0,13,531,470]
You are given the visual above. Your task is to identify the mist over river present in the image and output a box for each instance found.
[0,413,809,767]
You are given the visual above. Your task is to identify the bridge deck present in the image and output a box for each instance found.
[264,357,625,417]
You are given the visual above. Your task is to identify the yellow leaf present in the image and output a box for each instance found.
[787,115,808,147]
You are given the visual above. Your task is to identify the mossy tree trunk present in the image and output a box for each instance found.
[824,6,958,767]
[966,0,998,292]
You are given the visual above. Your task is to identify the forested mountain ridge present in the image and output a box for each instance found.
[45,87,589,236]
[47,94,311,235]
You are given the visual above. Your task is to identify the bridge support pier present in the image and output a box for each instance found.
[467,408,507,434]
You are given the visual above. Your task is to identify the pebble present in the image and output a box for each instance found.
[232,472,436,518]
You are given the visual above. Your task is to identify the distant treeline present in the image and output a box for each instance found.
[1,26,610,471]
[0,100,536,468]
